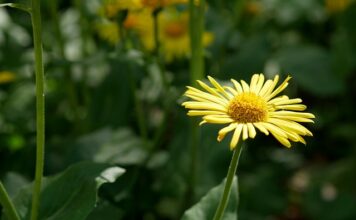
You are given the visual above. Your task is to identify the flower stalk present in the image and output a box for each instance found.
[213,144,243,220]
[0,181,20,220]
[187,0,205,201]
[30,0,46,219]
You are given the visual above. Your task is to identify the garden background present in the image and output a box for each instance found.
[0,0,355,219]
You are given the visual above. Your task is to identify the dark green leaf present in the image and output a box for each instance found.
[0,3,31,13]
[181,176,238,220]
[276,45,345,96]
[11,162,125,220]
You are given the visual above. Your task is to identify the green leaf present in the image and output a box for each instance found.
[0,3,31,13]
[181,176,238,220]
[67,128,147,166]
[11,162,125,220]
[276,45,345,96]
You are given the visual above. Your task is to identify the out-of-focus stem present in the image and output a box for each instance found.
[30,0,46,219]
[187,0,205,202]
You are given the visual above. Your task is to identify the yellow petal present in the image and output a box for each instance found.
[230,124,243,150]
[187,110,226,116]
[268,118,313,136]
[258,79,273,97]
[254,73,265,94]
[272,133,292,148]
[224,86,238,96]
[207,76,233,99]
[231,79,243,93]
[253,122,269,135]
[185,90,228,107]
[218,123,237,142]
[183,101,227,112]
[270,111,315,119]
[241,80,250,93]
[242,124,249,140]
[270,97,302,105]
[262,75,280,98]
[247,123,257,138]
[265,75,292,101]
[270,115,314,123]
[260,122,288,138]
[197,80,227,100]
[275,104,307,111]
[203,115,234,124]
[249,74,259,93]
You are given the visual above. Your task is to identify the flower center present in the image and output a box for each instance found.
[164,22,186,38]
[227,93,268,123]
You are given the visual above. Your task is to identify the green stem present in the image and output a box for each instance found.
[153,8,161,57]
[186,0,205,203]
[213,144,243,220]
[0,181,20,220]
[152,8,168,91]
[189,0,205,84]
[30,0,45,219]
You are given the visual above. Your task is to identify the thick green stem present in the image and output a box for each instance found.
[0,181,20,220]
[213,144,243,220]
[187,0,205,202]
[30,0,45,219]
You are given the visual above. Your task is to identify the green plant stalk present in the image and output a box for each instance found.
[213,144,243,220]
[189,0,205,84]
[30,0,45,219]
[0,181,20,220]
[187,0,205,201]
[152,8,168,91]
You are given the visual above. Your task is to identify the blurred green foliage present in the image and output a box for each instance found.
[0,0,355,219]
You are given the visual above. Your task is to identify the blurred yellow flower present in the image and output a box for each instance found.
[140,0,188,9]
[96,9,153,45]
[325,0,352,13]
[140,8,213,61]
[0,71,16,84]
[245,1,262,15]
[96,21,120,45]
[99,0,142,18]
[124,9,153,34]
[182,74,315,150]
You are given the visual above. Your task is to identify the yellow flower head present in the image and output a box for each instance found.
[124,9,153,34]
[140,8,213,61]
[0,71,16,84]
[182,74,315,150]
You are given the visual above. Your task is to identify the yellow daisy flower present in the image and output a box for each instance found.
[182,74,315,150]
[123,9,153,34]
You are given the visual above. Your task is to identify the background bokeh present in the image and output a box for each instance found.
[0,0,355,219]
